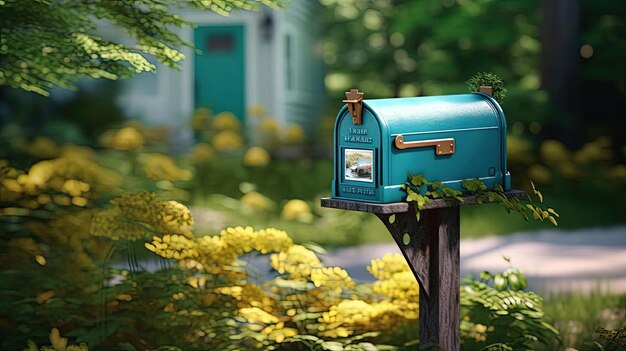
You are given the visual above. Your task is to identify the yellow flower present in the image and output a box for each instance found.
[61,179,90,197]
[253,228,293,254]
[92,193,193,240]
[155,200,194,236]
[270,245,321,278]
[220,226,256,254]
[241,191,274,212]
[311,267,355,292]
[27,137,59,159]
[507,135,535,164]
[238,307,279,324]
[211,130,243,152]
[368,253,410,280]
[36,290,55,304]
[219,283,274,310]
[260,118,279,135]
[268,328,298,343]
[557,161,580,179]
[248,104,265,117]
[138,153,192,181]
[527,164,552,184]
[608,164,626,183]
[24,329,89,351]
[111,127,144,150]
[282,124,305,144]
[190,107,212,130]
[319,300,381,337]
[190,143,215,164]
[281,199,313,222]
[98,129,115,148]
[243,146,271,167]
[49,328,68,351]
[35,255,46,266]
[59,145,96,160]
[573,137,613,164]
[540,139,570,164]
[212,111,241,132]
[372,270,418,298]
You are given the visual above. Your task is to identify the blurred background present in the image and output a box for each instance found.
[1,0,625,350]
[2,0,624,240]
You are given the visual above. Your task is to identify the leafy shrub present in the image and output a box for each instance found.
[1,140,560,351]
[461,263,560,350]
[581,326,626,351]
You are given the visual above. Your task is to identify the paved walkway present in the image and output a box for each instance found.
[320,226,626,294]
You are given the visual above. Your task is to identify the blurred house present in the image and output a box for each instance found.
[117,1,325,145]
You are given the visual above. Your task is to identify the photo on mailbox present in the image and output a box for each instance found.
[345,148,373,182]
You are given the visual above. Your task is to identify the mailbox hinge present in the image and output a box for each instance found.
[343,88,364,125]
[479,85,493,96]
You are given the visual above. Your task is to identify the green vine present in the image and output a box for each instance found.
[401,173,559,225]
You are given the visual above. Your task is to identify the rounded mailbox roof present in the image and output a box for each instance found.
[363,93,503,135]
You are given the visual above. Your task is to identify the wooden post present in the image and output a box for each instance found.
[321,191,524,351]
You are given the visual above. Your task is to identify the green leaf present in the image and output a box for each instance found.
[388,214,396,224]
[518,273,528,289]
[303,242,327,254]
[416,194,427,208]
[508,273,522,291]
[356,343,378,351]
[494,273,508,291]
[547,208,560,218]
[322,341,344,350]
[273,278,310,289]
[407,192,420,202]
[480,271,493,281]
[118,343,139,351]
[431,181,443,189]
[536,190,543,203]
[548,216,558,226]
[479,343,513,351]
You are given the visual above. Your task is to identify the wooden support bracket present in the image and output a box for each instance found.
[321,190,525,350]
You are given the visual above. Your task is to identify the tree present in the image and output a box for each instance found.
[321,0,550,124]
[0,0,282,96]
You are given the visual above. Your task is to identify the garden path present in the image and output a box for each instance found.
[321,226,626,294]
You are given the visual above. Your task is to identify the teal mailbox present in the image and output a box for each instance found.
[332,89,511,203]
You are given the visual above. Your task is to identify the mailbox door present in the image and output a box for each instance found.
[388,128,502,185]
[383,120,504,203]
[333,109,382,202]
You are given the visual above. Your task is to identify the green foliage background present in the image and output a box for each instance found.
[0,0,283,95]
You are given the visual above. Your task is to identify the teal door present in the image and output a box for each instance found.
[194,25,245,124]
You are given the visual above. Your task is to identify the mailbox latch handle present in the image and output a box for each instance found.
[394,135,455,155]
[343,88,364,125]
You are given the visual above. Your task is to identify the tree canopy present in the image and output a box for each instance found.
[0,0,282,96]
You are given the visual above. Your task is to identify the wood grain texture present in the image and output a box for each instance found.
[418,207,460,351]
[320,190,526,213]
[375,207,430,297]
[376,207,460,350]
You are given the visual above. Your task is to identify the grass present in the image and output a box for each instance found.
[189,158,625,246]
[543,289,626,350]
